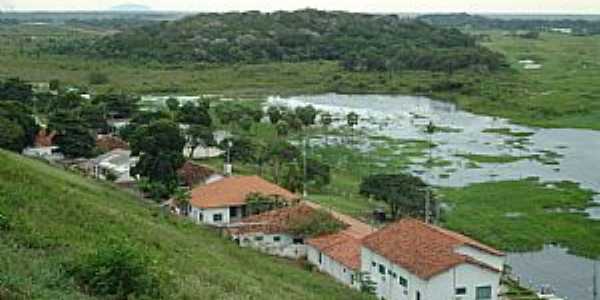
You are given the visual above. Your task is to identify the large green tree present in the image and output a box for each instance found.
[0,117,25,152]
[130,120,186,188]
[0,101,38,151]
[50,111,96,158]
[359,173,434,220]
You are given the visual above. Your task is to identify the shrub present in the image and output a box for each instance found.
[69,243,162,299]
[288,209,347,237]
[0,213,9,231]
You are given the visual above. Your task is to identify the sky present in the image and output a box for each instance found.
[3,0,600,14]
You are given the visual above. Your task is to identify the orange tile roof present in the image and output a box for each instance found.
[190,175,299,209]
[307,232,363,270]
[34,129,56,147]
[228,203,317,235]
[96,135,129,152]
[177,161,219,188]
[362,218,504,280]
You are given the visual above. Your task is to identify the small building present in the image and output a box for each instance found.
[22,129,63,161]
[188,175,299,226]
[89,149,138,186]
[361,219,505,300]
[183,145,224,159]
[228,203,318,258]
[304,201,375,290]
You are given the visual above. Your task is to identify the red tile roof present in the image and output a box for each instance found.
[307,232,363,270]
[189,175,299,209]
[96,135,129,152]
[34,129,56,147]
[177,161,219,188]
[228,203,317,235]
[362,218,504,280]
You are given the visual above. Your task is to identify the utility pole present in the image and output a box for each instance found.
[303,136,308,198]
[594,259,598,300]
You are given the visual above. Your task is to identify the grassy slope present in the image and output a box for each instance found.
[440,178,600,258]
[0,150,370,300]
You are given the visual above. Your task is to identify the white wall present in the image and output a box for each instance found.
[234,233,306,259]
[190,206,230,225]
[360,247,501,300]
[455,245,505,272]
[307,246,360,290]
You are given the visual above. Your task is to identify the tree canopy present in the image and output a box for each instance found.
[359,173,435,220]
[51,10,506,73]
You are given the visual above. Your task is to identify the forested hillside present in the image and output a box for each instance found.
[50,9,505,73]
[0,150,370,300]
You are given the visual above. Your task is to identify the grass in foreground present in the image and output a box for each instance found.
[440,178,600,258]
[0,150,371,300]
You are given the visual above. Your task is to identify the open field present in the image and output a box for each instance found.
[0,150,371,300]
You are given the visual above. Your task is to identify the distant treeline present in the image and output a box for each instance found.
[47,9,506,73]
[418,13,600,35]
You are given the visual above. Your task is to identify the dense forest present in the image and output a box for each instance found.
[48,9,506,73]
[418,13,600,35]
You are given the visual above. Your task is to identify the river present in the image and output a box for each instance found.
[268,93,600,299]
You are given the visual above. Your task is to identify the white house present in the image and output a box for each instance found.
[22,146,64,161]
[361,219,505,300]
[188,175,299,226]
[227,204,317,259]
[89,149,138,186]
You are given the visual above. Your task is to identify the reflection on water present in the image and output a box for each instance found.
[268,94,600,197]
[508,245,599,300]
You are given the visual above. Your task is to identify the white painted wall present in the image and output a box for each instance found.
[361,247,501,300]
[455,245,505,272]
[189,206,230,225]
[234,233,306,259]
[307,245,360,290]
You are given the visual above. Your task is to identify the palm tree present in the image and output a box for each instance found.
[173,187,191,216]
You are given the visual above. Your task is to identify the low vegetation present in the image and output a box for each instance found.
[440,178,600,258]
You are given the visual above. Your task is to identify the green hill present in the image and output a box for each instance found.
[0,149,370,300]
[52,9,505,73]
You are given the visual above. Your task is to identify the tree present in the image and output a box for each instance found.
[246,193,287,215]
[305,158,331,189]
[267,106,283,124]
[165,97,180,112]
[359,173,434,220]
[263,140,300,184]
[177,102,212,127]
[49,79,60,91]
[218,137,257,164]
[346,112,359,143]
[80,103,109,133]
[0,117,25,152]
[0,78,33,104]
[0,101,38,151]
[239,116,253,132]
[275,120,290,137]
[130,120,186,192]
[295,105,318,127]
[185,125,215,159]
[319,112,333,144]
[93,94,139,119]
[173,187,191,215]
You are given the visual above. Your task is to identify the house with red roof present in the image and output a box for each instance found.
[361,218,505,300]
[188,175,299,226]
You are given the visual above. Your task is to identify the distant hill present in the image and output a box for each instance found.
[55,9,505,73]
[0,149,369,300]
[110,3,151,11]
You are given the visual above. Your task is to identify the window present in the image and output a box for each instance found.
[255,235,264,241]
[273,236,281,242]
[378,264,386,275]
[213,213,223,222]
[293,238,304,244]
[398,276,407,288]
[476,286,492,300]
[230,207,238,217]
[456,287,467,295]
[351,274,355,285]
[371,261,377,268]
[318,252,323,264]
[416,291,421,300]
